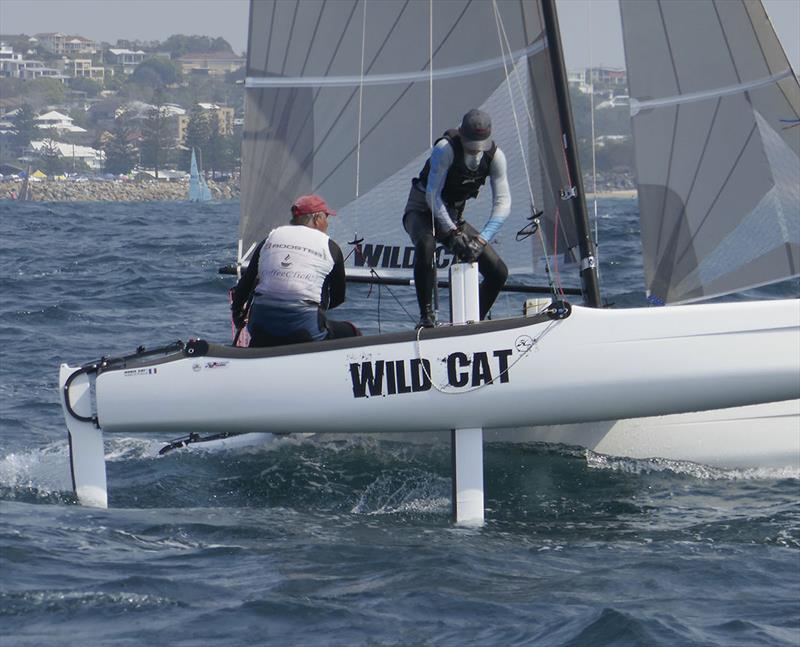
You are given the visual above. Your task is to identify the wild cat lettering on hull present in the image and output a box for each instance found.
[349,349,514,398]
[352,243,456,270]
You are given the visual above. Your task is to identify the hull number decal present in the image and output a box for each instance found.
[124,367,158,377]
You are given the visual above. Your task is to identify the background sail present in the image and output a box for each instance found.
[241,0,581,280]
[189,148,212,202]
[620,0,800,304]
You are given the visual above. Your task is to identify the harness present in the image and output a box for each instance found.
[414,129,496,216]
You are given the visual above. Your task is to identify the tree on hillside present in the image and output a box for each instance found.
[203,112,225,177]
[114,38,159,51]
[181,104,213,171]
[140,90,174,178]
[29,77,66,105]
[163,34,234,58]
[10,104,38,156]
[102,116,138,175]
[39,138,66,176]
[217,134,241,176]
[68,77,103,98]
[4,34,32,52]
[130,57,183,88]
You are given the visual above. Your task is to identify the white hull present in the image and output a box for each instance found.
[61,300,800,473]
[216,399,800,471]
[491,398,800,470]
[86,301,799,432]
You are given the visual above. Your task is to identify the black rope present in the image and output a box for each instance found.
[516,208,543,241]
[368,268,416,325]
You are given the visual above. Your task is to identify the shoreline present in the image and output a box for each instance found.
[1,179,635,202]
[586,189,637,199]
[0,178,239,202]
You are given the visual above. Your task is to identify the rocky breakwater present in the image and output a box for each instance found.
[1,179,239,202]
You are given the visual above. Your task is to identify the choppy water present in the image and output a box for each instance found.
[1,200,798,646]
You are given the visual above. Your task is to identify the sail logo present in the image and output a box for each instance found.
[280,254,292,268]
[352,242,457,270]
[349,349,513,398]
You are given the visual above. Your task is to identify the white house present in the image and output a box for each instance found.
[107,48,147,74]
[35,111,87,134]
[28,140,105,170]
[1,54,67,81]
[35,33,97,56]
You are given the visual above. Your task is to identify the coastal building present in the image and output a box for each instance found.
[177,103,235,145]
[567,69,592,94]
[119,101,186,143]
[0,43,19,62]
[35,110,87,134]
[586,67,627,88]
[28,140,105,170]
[106,48,147,74]
[35,32,98,56]
[0,43,23,78]
[0,48,67,81]
[569,67,628,91]
[176,51,244,77]
[21,62,66,81]
[64,58,105,81]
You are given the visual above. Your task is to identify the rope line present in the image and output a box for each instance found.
[492,0,558,299]
[413,317,563,395]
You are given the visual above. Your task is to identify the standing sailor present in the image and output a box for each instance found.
[402,108,510,328]
[231,194,360,346]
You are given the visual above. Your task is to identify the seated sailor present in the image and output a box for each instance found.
[231,194,360,347]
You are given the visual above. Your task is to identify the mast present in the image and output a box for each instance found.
[540,0,602,307]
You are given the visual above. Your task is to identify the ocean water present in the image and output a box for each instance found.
[1,199,798,647]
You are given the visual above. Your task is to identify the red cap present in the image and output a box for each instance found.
[291,194,336,217]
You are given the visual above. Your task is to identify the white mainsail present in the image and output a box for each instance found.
[620,0,800,304]
[240,0,584,279]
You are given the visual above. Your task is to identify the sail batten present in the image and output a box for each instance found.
[245,41,548,88]
[631,69,795,115]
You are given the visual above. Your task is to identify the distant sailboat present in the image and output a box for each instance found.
[17,166,32,201]
[188,147,212,202]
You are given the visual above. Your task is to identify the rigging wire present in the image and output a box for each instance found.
[352,0,411,332]
[588,0,600,251]
[429,0,434,149]
[491,0,535,212]
[491,0,559,298]
[428,0,438,316]
[355,0,367,201]
[413,317,564,395]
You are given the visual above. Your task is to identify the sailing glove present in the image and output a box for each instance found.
[465,235,486,261]
[444,229,476,262]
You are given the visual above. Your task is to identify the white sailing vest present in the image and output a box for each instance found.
[255,225,334,304]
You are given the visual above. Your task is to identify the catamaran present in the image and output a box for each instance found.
[188,147,212,202]
[59,0,799,515]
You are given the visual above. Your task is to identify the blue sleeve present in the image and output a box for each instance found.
[426,140,458,232]
[478,148,511,242]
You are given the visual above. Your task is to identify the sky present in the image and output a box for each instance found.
[1,0,798,71]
